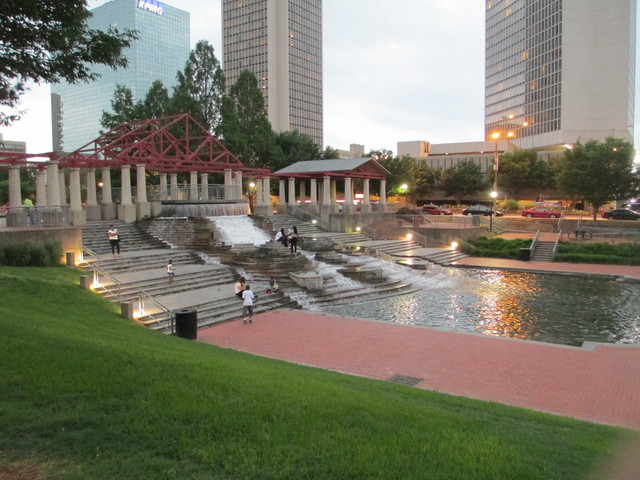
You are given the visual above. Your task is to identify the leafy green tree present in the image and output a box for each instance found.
[379,154,415,196]
[0,0,137,126]
[322,146,340,159]
[141,80,169,120]
[497,149,553,200]
[412,162,439,200]
[100,84,142,131]
[555,137,640,220]
[440,160,486,204]
[223,69,283,169]
[168,41,225,134]
[274,130,320,171]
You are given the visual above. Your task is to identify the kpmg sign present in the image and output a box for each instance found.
[137,0,165,16]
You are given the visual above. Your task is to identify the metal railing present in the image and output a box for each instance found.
[103,184,240,203]
[552,231,563,255]
[529,229,541,256]
[3,206,71,228]
[284,204,331,231]
[80,247,122,303]
[136,288,176,334]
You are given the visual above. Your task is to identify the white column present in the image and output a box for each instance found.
[201,173,209,200]
[224,168,233,200]
[234,171,243,200]
[136,164,148,203]
[36,170,47,206]
[69,168,82,210]
[86,168,98,206]
[343,177,353,213]
[8,166,22,209]
[189,171,198,200]
[256,181,264,206]
[58,170,67,206]
[310,179,318,204]
[121,165,132,205]
[330,179,337,205]
[159,174,168,200]
[46,161,61,207]
[322,176,331,205]
[262,177,271,205]
[170,173,178,200]
[363,179,371,204]
[288,177,296,205]
[380,179,387,206]
[279,179,286,206]
[299,180,306,204]
[102,168,113,204]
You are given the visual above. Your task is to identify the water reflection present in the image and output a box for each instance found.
[316,269,640,346]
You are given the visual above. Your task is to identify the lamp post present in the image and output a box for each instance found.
[248,181,256,213]
[400,183,408,206]
[489,190,498,232]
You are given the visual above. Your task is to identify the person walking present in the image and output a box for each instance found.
[242,284,255,323]
[288,225,298,253]
[234,276,246,299]
[166,259,175,283]
[107,224,121,256]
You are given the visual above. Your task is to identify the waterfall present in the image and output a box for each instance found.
[161,203,249,217]
[209,215,271,246]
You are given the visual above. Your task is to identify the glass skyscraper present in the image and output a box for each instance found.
[51,0,190,152]
[222,0,323,147]
[485,0,636,149]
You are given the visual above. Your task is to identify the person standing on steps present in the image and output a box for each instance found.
[288,225,298,253]
[234,276,246,299]
[242,284,255,323]
[166,259,175,284]
[107,224,121,256]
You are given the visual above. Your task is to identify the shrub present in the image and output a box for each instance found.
[555,241,640,265]
[0,241,62,267]
[460,236,531,259]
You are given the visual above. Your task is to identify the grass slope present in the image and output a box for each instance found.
[0,267,633,479]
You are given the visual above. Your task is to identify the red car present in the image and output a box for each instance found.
[521,207,562,218]
[421,204,453,215]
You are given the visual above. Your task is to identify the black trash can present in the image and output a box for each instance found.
[175,308,197,340]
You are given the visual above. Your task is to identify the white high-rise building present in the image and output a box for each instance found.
[222,0,323,147]
[485,0,636,149]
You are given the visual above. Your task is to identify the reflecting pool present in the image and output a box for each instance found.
[315,269,640,346]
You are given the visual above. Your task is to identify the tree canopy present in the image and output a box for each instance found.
[0,0,137,126]
[440,161,486,204]
[555,137,640,220]
[496,149,554,200]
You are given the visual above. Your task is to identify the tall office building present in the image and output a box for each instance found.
[485,0,636,149]
[222,0,323,146]
[51,0,190,152]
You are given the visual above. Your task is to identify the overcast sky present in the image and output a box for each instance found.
[1,0,637,156]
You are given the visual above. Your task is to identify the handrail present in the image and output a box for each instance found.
[136,288,176,334]
[552,231,562,255]
[453,237,476,251]
[80,247,122,303]
[529,229,541,256]
[285,204,331,231]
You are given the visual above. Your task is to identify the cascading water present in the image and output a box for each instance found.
[208,215,271,246]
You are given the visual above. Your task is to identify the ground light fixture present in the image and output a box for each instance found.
[355,226,361,232]
[406,233,413,240]
[451,241,459,249]
[490,190,498,231]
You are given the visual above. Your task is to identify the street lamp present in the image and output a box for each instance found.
[248,181,256,213]
[489,190,498,232]
[400,183,408,206]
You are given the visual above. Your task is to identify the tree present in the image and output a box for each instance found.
[223,69,283,169]
[412,162,439,199]
[440,161,486,204]
[497,149,553,200]
[0,0,137,125]
[100,84,142,131]
[322,146,340,159]
[168,41,225,134]
[378,154,415,196]
[274,130,320,171]
[141,80,169,120]
[555,137,640,221]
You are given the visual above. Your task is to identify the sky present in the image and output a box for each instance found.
[1,0,636,156]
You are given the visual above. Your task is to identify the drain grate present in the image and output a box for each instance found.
[387,374,424,387]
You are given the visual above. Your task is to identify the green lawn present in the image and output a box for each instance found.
[0,266,634,479]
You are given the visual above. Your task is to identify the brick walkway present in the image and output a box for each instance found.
[199,258,640,430]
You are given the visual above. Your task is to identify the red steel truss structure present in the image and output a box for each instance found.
[0,113,270,176]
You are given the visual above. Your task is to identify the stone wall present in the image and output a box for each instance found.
[0,227,82,262]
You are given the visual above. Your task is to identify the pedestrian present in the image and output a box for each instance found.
[107,224,121,256]
[288,225,298,253]
[234,276,246,299]
[242,284,255,324]
[266,275,279,294]
[275,228,288,247]
[166,259,175,283]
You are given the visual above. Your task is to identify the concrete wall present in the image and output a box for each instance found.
[0,227,82,263]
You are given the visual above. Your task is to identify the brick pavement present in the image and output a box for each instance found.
[198,309,640,430]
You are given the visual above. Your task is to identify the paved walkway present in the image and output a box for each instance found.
[198,258,640,430]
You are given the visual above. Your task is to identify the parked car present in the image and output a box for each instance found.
[462,205,503,217]
[421,204,453,215]
[521,207,562,218]
[602,208,640,220]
